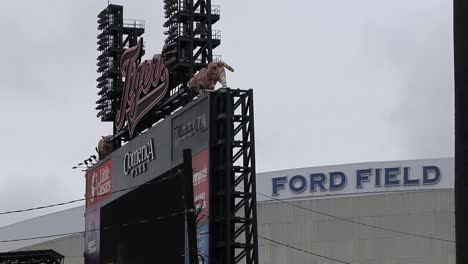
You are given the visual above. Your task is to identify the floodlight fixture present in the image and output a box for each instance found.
[95,4,145,123]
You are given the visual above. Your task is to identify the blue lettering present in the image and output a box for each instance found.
[423,166,441,185]
[385,167,401,186]
[356,169,371,188]
[289,175,307,193]
[272,176,287,196]
[403,167,419,185]
[329,172,346,191]
[375,168,381,187]
[310,173,327,192]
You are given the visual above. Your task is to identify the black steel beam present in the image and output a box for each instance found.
[183,149,199,264]
[454,0,468,263]
[96,4,145,128]
[209,88,259,264]
[162,0,220,90]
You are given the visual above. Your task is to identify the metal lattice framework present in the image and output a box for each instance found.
[162,0,221,91]
[96,5,145,123]
[210,88,259,264]
[0,250,64,264]
[109,0,222,142]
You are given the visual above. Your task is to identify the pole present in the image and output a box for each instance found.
[183,149,199,264]
[454,0,468,262]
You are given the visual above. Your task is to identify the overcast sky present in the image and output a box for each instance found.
[0,0,453,227]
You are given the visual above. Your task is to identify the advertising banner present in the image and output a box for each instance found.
[197,223,209,263]
[84,208,100,264]
[193,148,209,223]
[107,93,209,203]
[86,159,112,208]
[186,148,209,264]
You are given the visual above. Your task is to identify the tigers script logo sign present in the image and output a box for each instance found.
[115,38,169,138]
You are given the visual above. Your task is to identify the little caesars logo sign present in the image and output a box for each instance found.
[124,139,155,177]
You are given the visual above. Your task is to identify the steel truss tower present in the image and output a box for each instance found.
[210,89,260,264]
[110,1,222,142]
[455,0,468,262]
[96,5,145,123]
[162,0,221,91]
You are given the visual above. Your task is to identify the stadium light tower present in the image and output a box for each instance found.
[161,0,221,90]
[95,5,145,128]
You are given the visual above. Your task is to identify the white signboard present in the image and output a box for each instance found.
[256,158,454,202]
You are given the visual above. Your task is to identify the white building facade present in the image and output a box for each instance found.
[256,158,455,264]
[0,158,455,264]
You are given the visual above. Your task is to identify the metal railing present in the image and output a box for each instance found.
[123,40,146,49]
[177,2,220,15]
[189,30,221,40]
[212,30,221,40]
[123,19,145,29]
[193,55,222,64]
[212,5,221,15]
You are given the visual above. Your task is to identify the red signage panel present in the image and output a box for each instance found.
[86,159,112,208]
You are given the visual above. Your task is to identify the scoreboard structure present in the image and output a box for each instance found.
[84,89,259,264]
[86,1,259,262]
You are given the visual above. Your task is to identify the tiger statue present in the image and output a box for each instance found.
[96,135,114,159]
[188,61,234,94]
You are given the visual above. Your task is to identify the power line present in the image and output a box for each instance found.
[1,211,352,264]
[0,199,85,215]
[252,189,455,243]
[258,235,351,264]
[1,210,208,263]
[0,231,83,243]
[0,172,451,264]
[0,172,178,215]
[194,169,455,243]
[0,209,189,243]
[201,214,352,264]
[0,169,454,243]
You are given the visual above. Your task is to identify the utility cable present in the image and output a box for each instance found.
[1,209,208,263]
[200,214,352,264]
[0,169,455,243]
[0,209,189,243]
[193,169,455,243]
[0,172,178,215]
[258,235,351,264]
[252,189,455,243]
[0,210,351,264]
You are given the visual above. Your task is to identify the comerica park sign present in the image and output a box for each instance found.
[123,138,155,177]
[115,38,169,138]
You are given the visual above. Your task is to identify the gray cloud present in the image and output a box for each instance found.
[0,0,453,226]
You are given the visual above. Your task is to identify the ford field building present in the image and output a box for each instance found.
[0,158,454,264]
